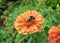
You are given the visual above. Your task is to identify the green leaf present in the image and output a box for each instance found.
[27,35,32,43]
[15,35,29,43]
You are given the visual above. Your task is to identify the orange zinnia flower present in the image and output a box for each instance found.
[48,25,60,43]
[14,10,44,35]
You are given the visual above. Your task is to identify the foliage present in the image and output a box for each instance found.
[0,0,60,43]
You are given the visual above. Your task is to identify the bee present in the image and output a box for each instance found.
[26,16,35,21]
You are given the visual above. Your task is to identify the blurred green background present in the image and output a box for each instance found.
[0,0,60,43]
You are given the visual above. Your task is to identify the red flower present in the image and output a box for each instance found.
[48,25,60,43]
[14,10,44,35]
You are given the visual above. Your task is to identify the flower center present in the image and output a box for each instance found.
[56,25,60,33]
[25,16,35,27]
[26,16,35,21]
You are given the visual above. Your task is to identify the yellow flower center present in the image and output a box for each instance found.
[56,25,60,33]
